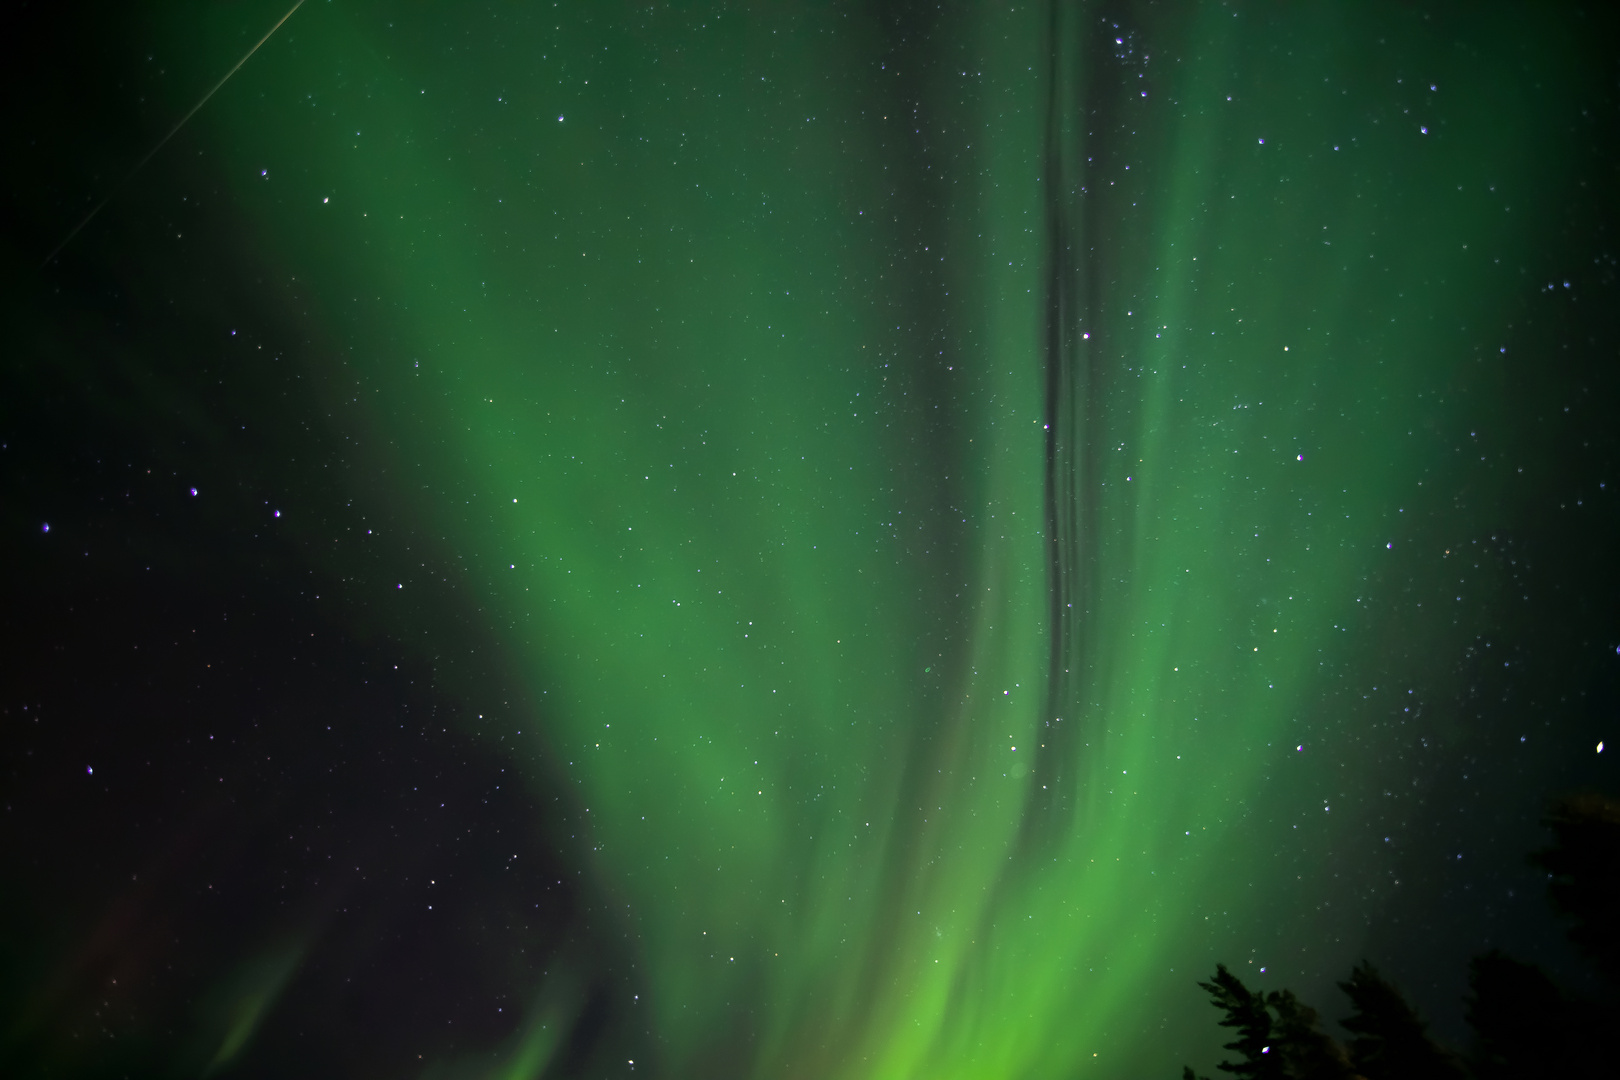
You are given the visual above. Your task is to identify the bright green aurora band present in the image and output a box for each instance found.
[101,2,1598,1077]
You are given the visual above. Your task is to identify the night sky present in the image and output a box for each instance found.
[3,2,1617,1079]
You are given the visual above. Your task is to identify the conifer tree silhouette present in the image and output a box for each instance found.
[1180,793,1620,1080]
[1529,794,1620,985]
[1459,795,1619,1078]
[1336,961,1463,1080]
[1464,949,1593,1080]
[1184,967,1355,1080]
[1195,964,1285,1080]
[1267,989,1355,1080]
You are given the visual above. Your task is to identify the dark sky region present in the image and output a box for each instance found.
[2,2,1617,1078]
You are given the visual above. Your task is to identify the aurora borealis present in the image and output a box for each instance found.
[4,2,1617,1078]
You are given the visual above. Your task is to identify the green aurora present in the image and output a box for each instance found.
[6,2,1617,1079]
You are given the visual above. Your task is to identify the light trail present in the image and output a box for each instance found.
[41,0,308,268]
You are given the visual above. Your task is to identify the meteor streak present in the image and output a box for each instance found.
[41,0,307,268]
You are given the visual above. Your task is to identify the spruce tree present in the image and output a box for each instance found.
[1266,989,1354,1080]
[1337,962,1463,1080]
[1530,794,1620,985]
[1464,948,1603,1080]
[1194,964,1287,1080]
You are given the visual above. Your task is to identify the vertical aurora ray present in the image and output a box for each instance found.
[17,1,1609,1077]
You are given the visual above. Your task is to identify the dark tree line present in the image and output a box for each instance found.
[1183,794,1620,1080]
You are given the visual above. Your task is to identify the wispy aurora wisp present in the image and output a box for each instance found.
[193,2,1586,1076]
